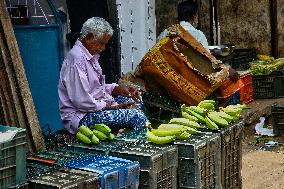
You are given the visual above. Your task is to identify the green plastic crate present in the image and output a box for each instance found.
[0,125,27,188]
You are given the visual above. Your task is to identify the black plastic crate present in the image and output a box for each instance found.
[28,169,99,189]
[142,90,181,127]
[272,104,284,135]
[220,121,244,189]
[174,132,221,189]
[30,148,91,166]
[109,141,178,189]
[70,140,128,155]
[253,70,284,99]
[230,48,257,71]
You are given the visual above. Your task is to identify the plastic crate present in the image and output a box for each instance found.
[142,90,181,127]
[239,72,254,104]
[109,141,178,189]
[230,48,257,71]
[252,70,284,99]
[26,161,61,179]
[28,168,99,189]
[0,125,27,188]
[174,132,221,189]
[220,121,244,189]
[29,148,91,166]
[116,128,147,142]
[64,154,140,189]
[70,140,128,155]
[271,104,284,136]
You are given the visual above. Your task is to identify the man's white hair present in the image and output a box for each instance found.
[80,17,113,39]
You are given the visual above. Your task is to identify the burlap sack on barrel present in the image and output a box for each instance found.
[135,24,228,105]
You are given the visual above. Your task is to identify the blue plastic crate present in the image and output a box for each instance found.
[63,154,140,189]
[0,125,27,188]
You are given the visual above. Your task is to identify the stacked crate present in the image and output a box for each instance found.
[64,154,140,189]
[220,121,244,189]
[0,125,27,188]
[28,169,99,189]
[239,71,254,104]
[252,70,284,99]
[174,132,221,189]
[271,104,284,136]
[109,141,178,189]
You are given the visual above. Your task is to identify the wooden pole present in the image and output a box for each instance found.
[0,0,45,152]
[270,0,278,58]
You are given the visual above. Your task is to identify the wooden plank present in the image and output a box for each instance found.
[0,0,45,152]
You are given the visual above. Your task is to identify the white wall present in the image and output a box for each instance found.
[116,0,156,74]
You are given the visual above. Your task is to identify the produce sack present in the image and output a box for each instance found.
[135,24,228,105]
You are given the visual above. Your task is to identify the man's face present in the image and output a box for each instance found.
[82,33,111,55]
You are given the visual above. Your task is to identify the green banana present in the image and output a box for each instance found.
[232,114,240,121]
[198,102,215,111]
[208,112,229,127]
[181,111,198,121]
[176,131,191,140]
[221,107,242,116]
[79,125,93,138]
[200,100,215,104]
[151,128,184,137]
[187,109,206,123]
[91,134,100,144]
[108,133,115,140]
[93,130,108,140]
[189,106,208,115]
[204,116,219,130]
[146,130,175,144]
[76,132,91,144]
[213,111,234,123]
[158,124,198,134]
[91,124,111,134]
[169,118,200,129]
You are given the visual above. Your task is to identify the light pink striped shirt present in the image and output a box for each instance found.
[58,40,117,133]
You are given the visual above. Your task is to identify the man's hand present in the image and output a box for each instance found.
[228,68,239,83]
[112,85,141,102]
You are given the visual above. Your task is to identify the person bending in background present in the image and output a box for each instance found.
[158,0,209,52]
[158,0,238,82]
[58,17,147,134]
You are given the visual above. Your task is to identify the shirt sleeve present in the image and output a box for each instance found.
[64,59,107,112]
[105,83,118,95]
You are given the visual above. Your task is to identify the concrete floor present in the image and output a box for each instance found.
[241,98,284,189]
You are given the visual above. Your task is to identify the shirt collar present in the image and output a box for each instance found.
[75,39,100,61]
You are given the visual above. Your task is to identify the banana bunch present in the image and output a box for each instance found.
[76,124,115,145]
[146,122,198,144]
[181,100,247,131]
